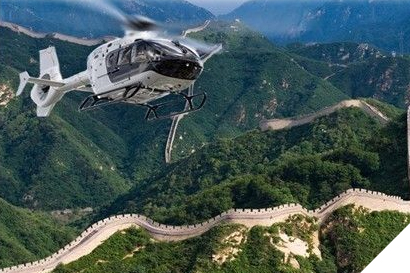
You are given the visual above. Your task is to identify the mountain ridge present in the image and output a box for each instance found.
[0,0,214,38]
[224,0,410,53]
[2,188,409,273]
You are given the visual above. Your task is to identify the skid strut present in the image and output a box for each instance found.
[78,83,206,121]
[142,91,207,121]
[79,83,142,112]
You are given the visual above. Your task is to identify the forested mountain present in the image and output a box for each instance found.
[222,0,323,42]
[1,13,410,272]
[2,20,410,210]
[171,21,348,160]
[0,198,75,268]
[224,0,410,53]
[0,21,351,209]
[0,0,214,38]
[288,42,410,108]
[0,26,171,209]
[102,106,407,225]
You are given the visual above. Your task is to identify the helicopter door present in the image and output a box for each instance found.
[107,47,133,82]
[106,51,119,76]
[117,47,132,66]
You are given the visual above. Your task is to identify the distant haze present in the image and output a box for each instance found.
[188,0,247,15]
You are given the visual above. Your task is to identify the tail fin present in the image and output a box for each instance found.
[19,47,65,117]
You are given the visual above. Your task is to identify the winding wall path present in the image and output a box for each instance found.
[3,188,410,273]
[260,99,389,131]
[0,21,111,46]
[165,20,211,163]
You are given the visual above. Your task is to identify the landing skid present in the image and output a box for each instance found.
[143,92,207,121]
[79,84,142,112]
[78,84,206,121]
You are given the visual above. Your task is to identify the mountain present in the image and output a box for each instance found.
[0,20,352,209]
[1,14,410,272]
[0,198,75,268]
[288,42,410,108]
[0,26,172,210]
[287,42,386,65]
[102,105,407,225]
[224,0,410,53]
[298,0,410,53]
[222,0,323,42]
[0,0,214,38]
[171,21,348,160]
[53,206,410,273]
[2,22,408,211]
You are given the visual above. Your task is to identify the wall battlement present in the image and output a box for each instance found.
[3,188,410,273]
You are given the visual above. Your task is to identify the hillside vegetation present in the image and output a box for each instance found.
[0,26,173,209]
[0,22,352,209]
[103,106,408,225]
[53,207,408,273]
[288,42,410,108]
[0,198,75,268]
[172,21,349,160]
[322,205,410,272]
[224,0,410,53]
[1,20,410,272]
[2,23,408,211]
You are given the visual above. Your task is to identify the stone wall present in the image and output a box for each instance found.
[3,188,410,273]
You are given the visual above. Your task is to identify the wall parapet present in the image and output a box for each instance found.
[3,188,410,273]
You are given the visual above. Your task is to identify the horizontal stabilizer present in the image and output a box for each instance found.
[17,71,65,97]
[27,77,65,88]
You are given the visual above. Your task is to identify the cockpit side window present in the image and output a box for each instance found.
[118,47,132,66]
[106,52,118,68]
[132,44,149,63]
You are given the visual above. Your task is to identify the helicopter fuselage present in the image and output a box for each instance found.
[17,30,221,118]
[87,32,204,105]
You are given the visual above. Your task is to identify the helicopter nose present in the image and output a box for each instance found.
[154,58,203,80]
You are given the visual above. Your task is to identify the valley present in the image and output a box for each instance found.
[1,1,410,271]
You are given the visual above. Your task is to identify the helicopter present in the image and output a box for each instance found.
[17,15,222,120]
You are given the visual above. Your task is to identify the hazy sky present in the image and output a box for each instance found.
[188,0,247,15]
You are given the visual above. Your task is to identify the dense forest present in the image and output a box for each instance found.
[0,198,75,268]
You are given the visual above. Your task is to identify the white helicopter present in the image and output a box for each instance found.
[17,15,222,120]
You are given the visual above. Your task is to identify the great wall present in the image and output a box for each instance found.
[0,21,110,46]
[165,20,211,164]
[2,18,410,273]
[4,88,408,273]
[259,99,390,131]
[2,188,410,273]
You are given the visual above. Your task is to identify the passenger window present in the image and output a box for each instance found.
[106,52,118,68]
[118,47,132,65]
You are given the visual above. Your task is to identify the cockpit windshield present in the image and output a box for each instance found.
[106,40,201,82]
[131,42,161,63]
